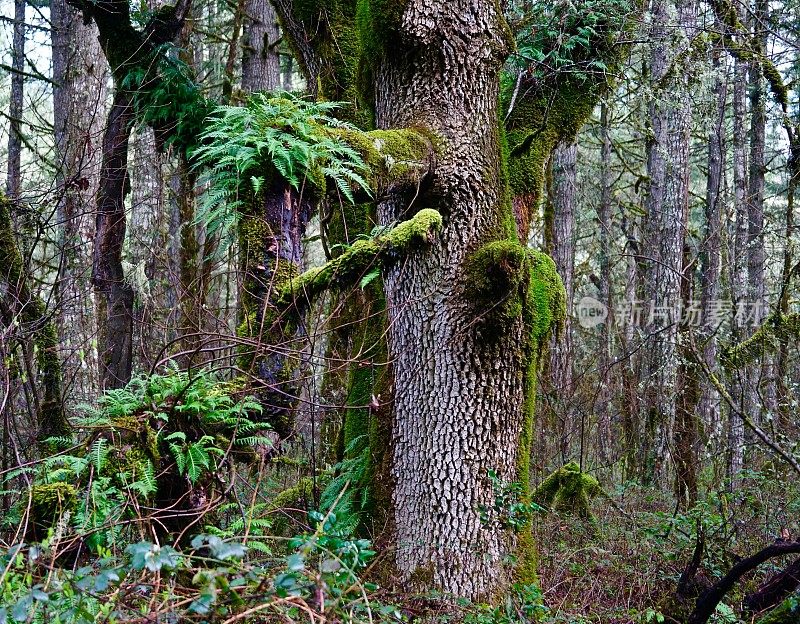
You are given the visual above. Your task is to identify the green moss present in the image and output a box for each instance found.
[464,240,529,331]
[532,462,601,521]
[30,483,77,530]
[0,195,69,440]
[270,477,315,510]
[280,208,442,306]
[723,313,800,369]
[506,82,597,220]
[526,251,566,345]
[355,0,407,114]
[333,127,436,195]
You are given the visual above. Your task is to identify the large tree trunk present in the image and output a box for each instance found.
[372,3,551,598]
[128,125,166,369]
[51,0,109,403]
[242,0,281,92]
[638,0,694,483]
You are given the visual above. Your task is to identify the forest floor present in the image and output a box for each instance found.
[532,473,799,623]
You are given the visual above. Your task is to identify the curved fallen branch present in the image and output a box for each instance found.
[687,541,800,624]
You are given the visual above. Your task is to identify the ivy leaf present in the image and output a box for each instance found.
[127,542,182,572]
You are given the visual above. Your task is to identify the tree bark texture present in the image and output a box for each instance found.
[546,140,577,463]
[93,91,136,390]
[638,0,694,483]
[242,0,281,92]
[371,3,547,597]
[51,0,109,403]
[698,35,725,444]
[728,56,748,485]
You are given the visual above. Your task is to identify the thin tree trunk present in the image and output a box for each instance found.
[93,91,135,390]
[728,56,748,485]
[675,243,699,509]
[745,0,772,425]
[598,102,613,463]
[546,141,577,463]
[639,0,694,483]
[698,35,726,446]
[0,195,70,440]
[6,0,25,199]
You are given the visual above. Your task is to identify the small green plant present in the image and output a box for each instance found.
[0,508,402,623]
[29,367,271,548]
[479,470,545,530]
[462,582,550,623]
[192,92,371,238]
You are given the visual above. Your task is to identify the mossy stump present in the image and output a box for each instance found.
[533,461,600,521]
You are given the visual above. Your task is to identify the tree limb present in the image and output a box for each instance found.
[687,341,800,477]
[278,208,443,308]
[687,541,800,624]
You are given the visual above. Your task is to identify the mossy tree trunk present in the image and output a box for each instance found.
[371,5,546,595]
[270,0,630,600]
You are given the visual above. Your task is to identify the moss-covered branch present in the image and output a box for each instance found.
[722,312,800,369]
[278,208,442,307]
[339,127,437,200]
[708,0,790,114]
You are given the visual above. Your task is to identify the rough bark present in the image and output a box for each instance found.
[698,35,725,442]
[51,0,109,403]
[728,55,748,485]
[545,141,577,462]
[242,0,281,92]
[369,2,550,598]
[638,0,694,483]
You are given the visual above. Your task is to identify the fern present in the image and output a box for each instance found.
[319,436,371,533]
[192,92,371,242]
[90,438,109,473]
